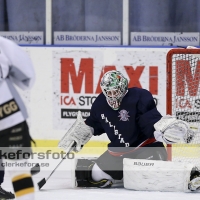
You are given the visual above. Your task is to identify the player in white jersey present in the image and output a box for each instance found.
[0,36,35,199]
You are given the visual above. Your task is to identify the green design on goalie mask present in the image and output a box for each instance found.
[100,70,128,110]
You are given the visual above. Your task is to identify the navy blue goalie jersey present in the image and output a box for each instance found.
[85,87,162,152]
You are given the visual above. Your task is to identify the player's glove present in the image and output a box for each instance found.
[58,111,93,152]
[153,115,197,144]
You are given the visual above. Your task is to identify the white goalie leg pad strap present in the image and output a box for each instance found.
[58,111,93,152]
[123,158,194,192]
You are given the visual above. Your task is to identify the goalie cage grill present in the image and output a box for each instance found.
[167,48,200,167]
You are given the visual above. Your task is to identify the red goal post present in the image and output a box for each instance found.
[166,48,200,165]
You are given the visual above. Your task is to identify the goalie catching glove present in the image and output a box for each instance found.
[58,111,93,152]
[154,115,197,144]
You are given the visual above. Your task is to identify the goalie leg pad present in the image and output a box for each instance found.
[123,158,194,192]
[75,159,112,188]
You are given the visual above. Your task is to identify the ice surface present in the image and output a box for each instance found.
[1,157,200,200]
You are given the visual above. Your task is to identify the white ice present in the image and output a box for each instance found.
[2,156,200,200]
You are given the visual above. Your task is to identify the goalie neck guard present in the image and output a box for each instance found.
[100,70,128,110]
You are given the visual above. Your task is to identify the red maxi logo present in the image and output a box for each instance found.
[60,58,158,95]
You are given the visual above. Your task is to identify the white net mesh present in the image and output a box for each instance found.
[168,49,200,167]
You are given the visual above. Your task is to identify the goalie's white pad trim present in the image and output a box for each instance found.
[58,111,93,152]
[123,158,194,192]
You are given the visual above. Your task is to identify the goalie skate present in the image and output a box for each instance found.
[188,167,200,191]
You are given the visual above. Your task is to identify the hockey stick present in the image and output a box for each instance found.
[30,163,40,176]
[37,141,76,190]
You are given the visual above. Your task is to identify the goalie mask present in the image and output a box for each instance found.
[100,70,128,110]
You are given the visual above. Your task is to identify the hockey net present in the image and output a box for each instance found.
[167,48,200,167]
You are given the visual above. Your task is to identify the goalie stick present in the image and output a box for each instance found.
[37,141,76,190]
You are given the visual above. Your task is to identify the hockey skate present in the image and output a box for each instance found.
[75,159,113,188]
[188,167,200,191]
[0,186,15,200]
